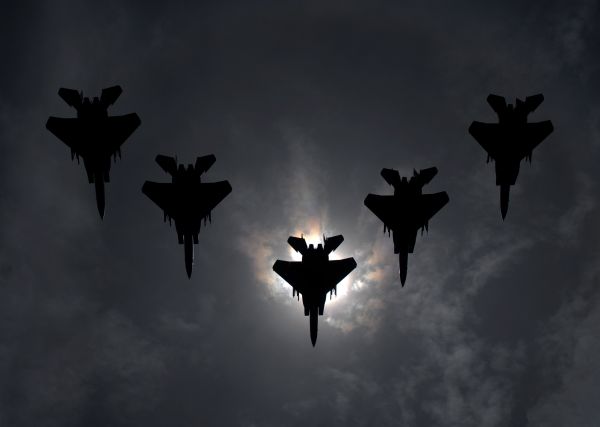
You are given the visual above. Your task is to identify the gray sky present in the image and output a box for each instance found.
[1,0,600,426]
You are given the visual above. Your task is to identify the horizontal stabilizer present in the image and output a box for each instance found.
[524,93,544,113]
[381,168,401,187]
[487,94,506,114]
[100,85,122,106]
[414,167,438,187]
[58,88,82,108]
[324,235,344,254]
[287,236,308,255]
[155,155,178,176]
[195,154,217,174]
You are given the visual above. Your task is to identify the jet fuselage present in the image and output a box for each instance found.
[273,236,356,345]
[46,86,140,218]
[142,154,232,278]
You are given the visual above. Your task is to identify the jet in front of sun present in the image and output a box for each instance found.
[142,154,232,278]
[469,93,554,219]
[46,86,141,218]
[273,235,356,346]
[364,167,449,286]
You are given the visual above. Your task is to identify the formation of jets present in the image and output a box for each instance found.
[46,86,554,346]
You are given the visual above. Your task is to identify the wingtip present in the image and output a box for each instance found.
[133,113,142,127]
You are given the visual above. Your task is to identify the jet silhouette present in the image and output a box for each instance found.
[469,94,554,219]
[273,235,356,346]
[46,86,141,218]
[364,167,449,286]
[142,154,232,278]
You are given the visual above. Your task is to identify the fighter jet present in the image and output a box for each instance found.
[273,235,356,346]
[142,154,232,278]
[46,86,141,218]
[364,167,449,286]
[469,94,554,219]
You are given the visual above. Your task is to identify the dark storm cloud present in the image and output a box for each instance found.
[1,0,600,426]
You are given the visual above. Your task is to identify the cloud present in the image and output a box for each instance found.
[527,257,600,426]
[554,0,598,66]
[0,309,167,427]
[310,219,531,425]
[557,173,596,243]
[2,1,600,426]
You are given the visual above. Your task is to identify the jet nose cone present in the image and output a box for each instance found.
[309,311,318,347]
[94,179,105,220]
[399,252,408,286]
[96,195,105,219]
[500,185,510,220]
[184,238,193,279]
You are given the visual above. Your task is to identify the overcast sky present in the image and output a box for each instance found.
[1,1,600,426]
